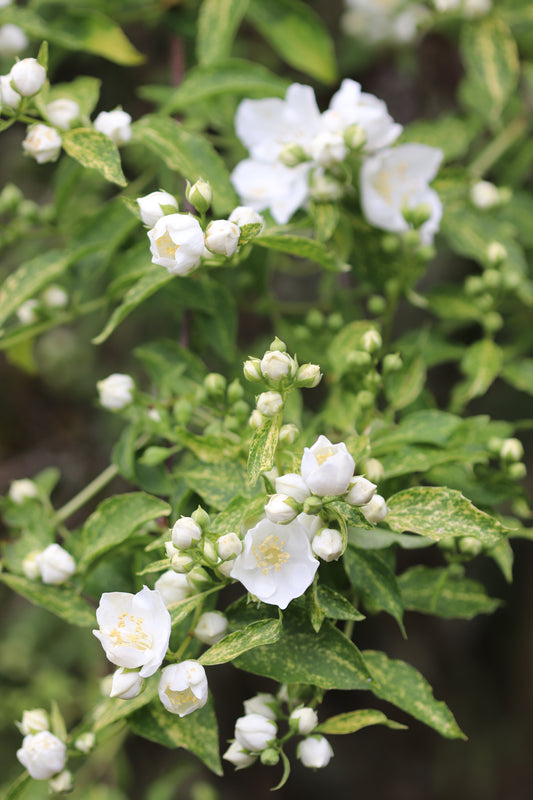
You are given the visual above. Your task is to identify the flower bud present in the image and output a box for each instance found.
[0,73,21,109]
[278,423,299,445]
[49,769,73,793]
[256,391,283,417]
[296,363,322,388]
[278,142,308,167]
[383,352,403,373]
[487,241,507,265]
[10,58,46,96]
[137,190,178,227]
[264,493,298,524]
[275,473,310,504]
[500,437,524,462]
[309,131,347,166]
[217,558,235,578]
[22,551,41,579]
[347,350,372,368]
[0,24,28,56]
[194,611,228,645]
[229,206,265,231]
[192,506,210,530]
[235,714,277,752]
[110,668,144,699]
[362,458,385,483]
[361,494,389,524]
[155,570,191,606]
[249,409,264,428]
[260,350,297,385]
[171,516,202,549]
[260,747,280,766]
[290,707,318,734]
[37,544,76,585]
[470,180,500,210]
[22,124,62,164]
[17,709,49,736]
[243,358,262,383]
[170,553,194,573]
[508,462,527,480]
[9,478,38,504]
[243,693,277,720]
[458,536,483,556]
[74,733,95,754]
[309,169,344,201]
[173,398,193,425]
[345,476,377,506]
[361,329,382,353]
[45,98,80,130]
[97,373,134,412]
[205,219,240,257]
[227,378,245,404]
[344,123,366,150]
[186,566,211,591]
[186,178,212,213]
[297,735,333,769]
[94,108,132,146]
[223,741,257,768]
[311,528,343,561]
[204,372,226,396]
[42,285,68,310]
[16,731,67,780]
[217,532,243,560]
[302,496,323,515]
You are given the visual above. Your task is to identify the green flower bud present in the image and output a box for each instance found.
[173,398,193,425]
[346,350,372,368]
[269,336,287,353]
[327,312,343,331]
[227,378,244,403]
[357,390,374,408]
[508,462,527,480]
[278,142,308,167]
[465,276,484,295]
[458,537,483,556]
[186,178,212,214]
[204,372,226,396]
[302,496,323,515]
[367,295,387,314]
[500,438,524,462]
[192,506,210,530]
[231,400,250,420]
[380,234,401,254]
[483,269,501,288]
[483,311,503,333]
[260,747,280,766]
[487,241,507,265]
[306,309,325,329]
[361,329,382,353]
[383,353,402,373]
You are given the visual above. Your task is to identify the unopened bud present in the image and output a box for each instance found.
[458,537,483,556]
[500,438,524,462]
[487,241,507,265]
[278,423,299,445]
[311,528,343,561]
[344,123,366,150]
[302,495,323,515]
[383,353,402,373]
[227,378,244,403]
[205,220,240,257]
[249,409,264,428]
[508,462,527,480]
[204,372,226,396]
[361,494,388,524]
[362,458,385,483]
[187,566,211,590]
[172,516,202,549]
[217,532,243,560]
[470,180,500,210]
[186,178,212,213]
[243,358,262,383]
[192,506,210,530]
[256,391,283,417]
[260,747,280,766]
[346,350,372,368]
[278,142,308,167]
[361,329,382,353]
[296,363,322,388]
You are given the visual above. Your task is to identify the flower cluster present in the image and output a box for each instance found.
[138,182,264,276]
[15,708,69,785]
[22,543,76,585]
[231,78,443,243]
[165,508,243,582]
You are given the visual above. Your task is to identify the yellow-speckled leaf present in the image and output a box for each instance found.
[247,412,282,484]
[94,679,158,731]
[344,546,405,635]
[0,573,94,627]
[197,0,249,65]
[399,566,501,619]
[200,618,281,665]
[317,709,406,735]
[363,650,467,739]
[386,486,509,545]
[62,129,127,187]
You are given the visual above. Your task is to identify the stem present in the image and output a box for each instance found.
[469,115,528,179]
[55,463,118,523]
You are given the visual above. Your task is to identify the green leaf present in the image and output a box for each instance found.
[0,573,94,627]
[197,0,249,65]
[344,546,405,635]
[199,618,281,665]
[77,493,171,571]
[184,461,251,510]
[400,115,480,163]
[386,486,510,545]
[315,584,365,622]
[378,445,485,480]
[460,18,519,123]
[371,410,462,450]
[450,338,503,412]
[502,359,533,396]
[384,356,426,411]
[255,234,340,271]
[246,0,337,84]
[316,709,406,735]
[0,772,31,800]
[228,601,373,690]
[0,250,71,330]
[62,128,127,187]
[363,650,467,739]
[247,412,282,484]
[94,678,158,732]
[176,429,240,464]
[129,698,222,775]
[133,116,237,216]
[211,495,265,534]
[138,447,175,467]
[348,528,432,551]
[487,538,514,583]
[399,566,501,619]
[93,269,172,344]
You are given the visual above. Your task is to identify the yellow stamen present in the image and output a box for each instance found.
[253,534,290,575]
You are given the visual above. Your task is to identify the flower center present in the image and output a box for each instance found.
[253,534,290,575]
[315,447,335,465]
[109,613,152,650]
[155,231,178,259]
[165,686,195,711]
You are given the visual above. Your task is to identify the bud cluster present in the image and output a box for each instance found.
[22,543,76,585]
[15,707,69,785]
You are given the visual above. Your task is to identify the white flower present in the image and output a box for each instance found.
[301,435,355,497]
[147,213,205,275]
[243,693,277,720]
[16,731,67,780]
[463,0,491,17]
[470,180,500,210]
[97,373,134,411]
[45,98,80,130]
[360,143,444,245]
[0,73,21,108]
[223,740,257,768]
[290,707,318,734]
[256,391,283,417]
[16,299,39,324]
[154,570,191,606]
[74,733,94,754]
[42,285,68,309]
[17,709,49,736]
[230,517,319,609]
[158,660,208,716]
[93,586,171,677]
[231,158,312,225]
[9,478,38,504]
[309,131,347,166]
[260,350,296,383]
[296,512,324,541]
[205,219,241,257]
[49,770,73,793]
[217,532,243,560]
[137,190,178,227]
[295,363,322,388]
[0,24,28,56]
[360,494,389,524]
[234,713,277,752]
[22,551,41,579]
[194,611,228,645]
[37,544,76,585]
[275,473,310,504]
[297,735,333,768]
[264,493,298,524]
[311,528,343,562]
[345,476,377,506]
[10,58,46,96]
[171,516,202,550]
[94,108,132,145]
[22,124,62,164]
[110,667,143,699]
[229,206,265,231]
[321,79,402,153]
